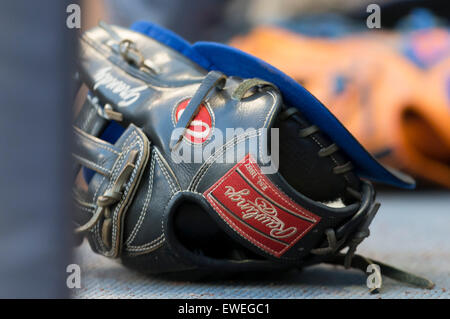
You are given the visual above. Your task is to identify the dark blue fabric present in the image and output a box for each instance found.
[126,21,414,188]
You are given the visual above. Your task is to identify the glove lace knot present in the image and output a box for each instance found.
[310,182,380,268]
[74,150,138,238]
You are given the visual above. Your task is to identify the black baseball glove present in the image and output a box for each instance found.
[72,22,432,291]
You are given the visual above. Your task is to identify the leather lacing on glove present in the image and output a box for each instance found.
[74,150,138,249]
[81,71,434,292]
[76,22,435,292]
[275,108,434,291]
[167,71,433,292]
[279,108,434,292]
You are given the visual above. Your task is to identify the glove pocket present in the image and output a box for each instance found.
[73,124,150,258]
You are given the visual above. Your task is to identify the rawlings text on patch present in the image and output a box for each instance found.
[204,154,320,257]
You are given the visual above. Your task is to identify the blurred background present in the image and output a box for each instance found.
[0,0,448,298]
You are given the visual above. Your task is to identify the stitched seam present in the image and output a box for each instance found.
[189,131,259,190]
[125,234,165,251]
[189,130,261,191]
[82,106,96,132]
[155,152,177,194]
[92,174,107,251]
[92,130,135,202]
[107,138,142,253]
[125,150,156,245]
[92,175,107,203]
[94,130,140,253]
[126,187,191,253]
[72,154,112,175]
[125,238,165,255]
[155,147,181,190]
[110,136,144,255]
[190,131,259,191]
[72,193,95,216]
[87,129,138,253]
[94,148,130,252]
[189,90,278,191]
[82,33,197,88]
[94,131,137,251]
[74,203,94,214]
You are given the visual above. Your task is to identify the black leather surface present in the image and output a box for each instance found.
[72,24,377,276]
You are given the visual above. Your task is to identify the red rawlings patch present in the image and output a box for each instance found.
[204,154,321,257]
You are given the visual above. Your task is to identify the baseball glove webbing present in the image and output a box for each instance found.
[71,22,433,292]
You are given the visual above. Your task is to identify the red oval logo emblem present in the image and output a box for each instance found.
[175,99,212,144]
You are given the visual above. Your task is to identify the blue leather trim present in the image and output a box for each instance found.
[124,21,415,189]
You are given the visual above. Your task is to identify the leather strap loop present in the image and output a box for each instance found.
[74,96,109,137]
[72,126,120,177]
[231,78,277,100]
[74,150,138,235]
[170,71,226,150]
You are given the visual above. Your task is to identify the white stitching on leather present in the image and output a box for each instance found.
[93,130,140,253]
[125,190,203,254]
[155,151,177,194]
[110,137,144,255]
[74,203,94,214]
[83,105,96,132]
[189,131,260,191]
[92,175,107,203]
[95,132,137,248]
[189,89,278,191]
[125,237,165,255]
[125,234,165,252]
[189,130,261,191]
[125,149,156,245]
[155,147,181,189]
[72,154,112,175]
